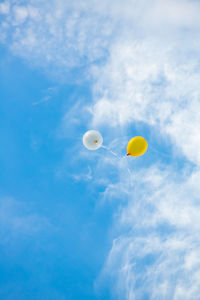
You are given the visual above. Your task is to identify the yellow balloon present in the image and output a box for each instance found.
[127,136,148,157]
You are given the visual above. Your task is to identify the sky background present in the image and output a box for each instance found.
[1,0,200,299]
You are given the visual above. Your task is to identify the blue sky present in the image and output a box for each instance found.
[0,46,114,299]
[1,0,200,299]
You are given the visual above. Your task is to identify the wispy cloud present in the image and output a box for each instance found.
[0,0,119,78]
[95,165,200,299]
[0,197,52,245]
[32,86,58,106]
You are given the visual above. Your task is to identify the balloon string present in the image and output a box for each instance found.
[150,146,170,158]
[101,145,134,186]
[101,145,119,158]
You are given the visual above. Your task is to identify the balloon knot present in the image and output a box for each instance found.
[127,153,130,156]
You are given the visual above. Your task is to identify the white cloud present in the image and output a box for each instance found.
[65,2,200,296]
[0,0,119,75]
[0,2,10,14]
[96,166,200,299]
[12,5,28,25]
[149,0,200,30]
[90,36,200,165]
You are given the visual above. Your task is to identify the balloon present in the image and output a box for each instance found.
[127,136,148,157]
[83,130,103,150]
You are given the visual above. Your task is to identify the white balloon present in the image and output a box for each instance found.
[83,130,103,150]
